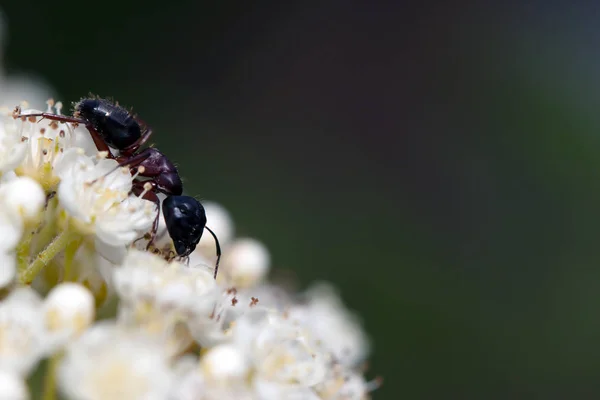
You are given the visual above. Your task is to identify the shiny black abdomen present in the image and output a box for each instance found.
[76,98,142,149]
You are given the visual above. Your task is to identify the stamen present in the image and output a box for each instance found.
[46,98,55,113]
[55,102,63,115]
[11,105,21,119]
[131,166,145,181]
[138,182,153,199]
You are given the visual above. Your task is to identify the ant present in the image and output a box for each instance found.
[15,97,222,278]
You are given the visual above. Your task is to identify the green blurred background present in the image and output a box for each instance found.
[5,0,600,398]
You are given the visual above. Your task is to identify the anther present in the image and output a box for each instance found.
[131,166,145,181]
[138,182,153,199]
[46,98,55,113]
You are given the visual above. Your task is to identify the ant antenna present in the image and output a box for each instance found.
[205,226,221,279]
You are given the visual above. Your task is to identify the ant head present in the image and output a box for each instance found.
[162,195,207,257]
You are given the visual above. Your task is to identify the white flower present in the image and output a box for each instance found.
[316,366,381,400]
[114,249,222,351]
[58,322,174,400]
[0,191,26,252]
[0,176,45,223]
[114,249,218,314]
[219,238,270,288]
[0,288,46,376]
[288,283,370,367]
[12,104,95,191]
[43,283,95,350]
[255,327,327,387]
[200,344,250,383]
[6,286,43,307]
[0,215,22,252]
[170,344,252,400]
[0,109,27,174]
[232,308,328,388]
[0,370,29,400]
[57,156,156,247]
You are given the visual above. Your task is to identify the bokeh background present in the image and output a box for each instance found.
[4,0,600,398]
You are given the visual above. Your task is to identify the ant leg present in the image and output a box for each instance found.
[14,111,114,156]
[89,150,154,186]
[115,148,153,169]
[131,182,161,249]
[87,125,114,157]
[204,226,222,279]
[121,128,153,157]
[14,112,84,125]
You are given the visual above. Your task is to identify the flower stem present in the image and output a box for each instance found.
[63,237,83,282]
[42,353,61,400]
[31,196,59,256]
[19,230,76,284]
[15,230,34,271]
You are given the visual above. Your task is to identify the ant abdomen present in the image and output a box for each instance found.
[76,98,142,149]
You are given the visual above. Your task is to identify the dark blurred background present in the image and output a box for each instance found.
[5,0,600,398]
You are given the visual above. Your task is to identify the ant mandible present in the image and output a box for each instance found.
[15,97,222,278]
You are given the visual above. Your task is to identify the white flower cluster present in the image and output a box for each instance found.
[0,20,378,398]
[0,100,379,398]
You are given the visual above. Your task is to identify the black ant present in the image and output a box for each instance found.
[15,97,221,278]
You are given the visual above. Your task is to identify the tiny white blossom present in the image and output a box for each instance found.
[114,249,218,314]
[169,370,205,400]
[114,249,222,351]
[174,368,256,400]
[232,308,328,389]
[57,156,156,247]
[0,110,27,173]
[43,282,95,350]
[316,366,381,400]
[0,288,46,375]
[58,322,174,400]
[288,283,370,367]
[0,209,22,252]
[172,344,251,400]
[0,369,30,400]
[12,105,95,191]
[219,238,270,288]
[0,176,45,223]
[6,286,43,307]
[200,344,250,383]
